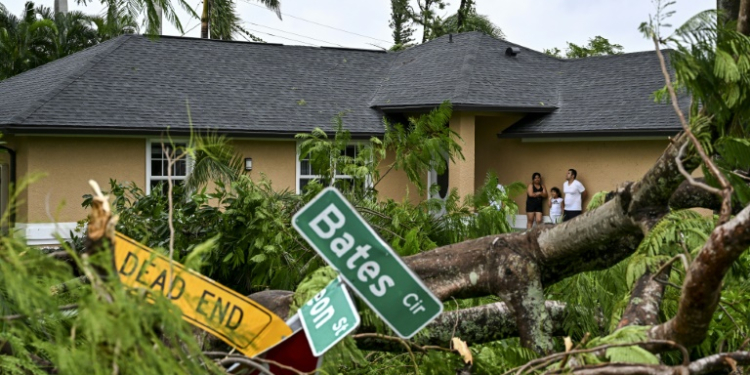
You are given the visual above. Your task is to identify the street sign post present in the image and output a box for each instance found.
[292,187,442,338]
[113,232,292,357]
[298,277,360,356]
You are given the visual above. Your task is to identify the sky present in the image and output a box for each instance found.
[3,0,716,53]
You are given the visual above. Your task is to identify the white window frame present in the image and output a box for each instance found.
[145,139,193,194]
[295,141,370,194]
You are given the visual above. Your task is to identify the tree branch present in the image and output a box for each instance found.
[617,270,667,329]
[670,178,746,214]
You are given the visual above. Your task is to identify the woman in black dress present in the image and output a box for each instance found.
[526,172,547,229]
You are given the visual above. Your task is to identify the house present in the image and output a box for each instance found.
[0,32,682,245]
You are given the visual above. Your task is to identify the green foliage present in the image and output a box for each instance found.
[428,173,523,246]
[389,0,415,47]
[586,191,609,211]
[544,36,623,59]
[86,176,317,295]
[185,132,244,191]
[90,0,139,41]
[644,5,750,137]
[542,47,562,58]
[435,12,505,40]
[582,326,659,365]
[296,115,383,198]
[714,137,750,206]
[290,266,338,316]
[0,212,224,374]
[408,0,448,43]
[547,260,632,340]
[566,36,624,58]
[203,0,279,40]
[384,101,463,195]
[0,0,155,80]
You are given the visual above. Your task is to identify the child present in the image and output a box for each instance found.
[549,187,564,224]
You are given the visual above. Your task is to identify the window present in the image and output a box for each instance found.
[297,144,365,193]
[428,153,450,200]
[147,140,190,195]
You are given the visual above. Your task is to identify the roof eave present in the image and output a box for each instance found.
[374,103,558,113]
[0,125,384,139]
[497,129,680,139]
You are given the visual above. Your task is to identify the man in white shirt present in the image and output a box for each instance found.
[563,169,586,222]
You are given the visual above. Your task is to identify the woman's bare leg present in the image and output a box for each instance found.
[526,212,535,229]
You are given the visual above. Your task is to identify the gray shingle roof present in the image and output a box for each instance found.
[499,50,685,137]
[0,35,392,136]
[370,32,560,110]
[0,32,682,137]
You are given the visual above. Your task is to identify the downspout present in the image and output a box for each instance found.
[0,145,17,227]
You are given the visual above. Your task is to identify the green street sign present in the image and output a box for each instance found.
[298,277,360,356]
[293,187,442,339]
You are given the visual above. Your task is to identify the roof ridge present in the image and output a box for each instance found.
[10,35,133,125]
[560,49,671,61]
[153,34,388,53]
[495,35,563,61]
[366,48,402,107]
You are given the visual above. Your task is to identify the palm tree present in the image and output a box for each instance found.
[0,1,144,80]
[185,133,244,191]
[0,2,56,80]
[36,6,99,59]
[90,0,139,41]
[200,0,280,40]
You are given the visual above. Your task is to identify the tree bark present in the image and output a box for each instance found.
[354,301,573,351]
[738,0,750,37]
[201,0,211,39]
[617,270,668,329]
[456,0,469,32]
[556,351,750,374]
[718,0,741,29]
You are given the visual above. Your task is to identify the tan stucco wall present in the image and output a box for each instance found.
[232,140,297,191]
[10,135,428,224]
[18,117,667,225]
[475,116,671,215]
[449,113,476,198]
[376,149,423,205]
[16,136,146,223]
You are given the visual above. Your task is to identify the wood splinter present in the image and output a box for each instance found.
[84,180,119,277]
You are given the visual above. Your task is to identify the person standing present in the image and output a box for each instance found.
[549,187,564,224]
[526,172,547,229]
[563,169,585,222]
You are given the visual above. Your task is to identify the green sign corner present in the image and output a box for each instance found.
[298,277,360,356]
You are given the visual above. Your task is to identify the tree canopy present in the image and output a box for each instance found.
[0,1,138,80]
[543,35,624,58]
[390,0,504,48]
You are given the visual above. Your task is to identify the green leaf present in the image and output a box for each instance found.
[714,50,740,82]
[249,254,267,263]
[606,346,660,364]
